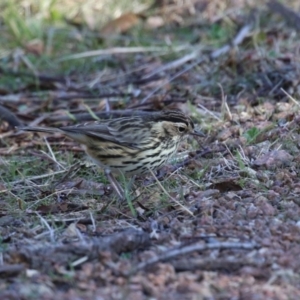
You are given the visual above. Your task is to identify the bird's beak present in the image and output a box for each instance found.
[191,129,205,137]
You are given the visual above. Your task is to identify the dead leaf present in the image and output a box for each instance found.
[24,39,44,56]
[100,12,141,36]
[253,150,293,168]
[217,126,240,141]
[211,177,243,192]
[146,16,165,28]
[63,223,79,238]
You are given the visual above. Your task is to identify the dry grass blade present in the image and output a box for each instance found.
[6,170,68,185]
[148,169,193,216]
[59,46,187,61]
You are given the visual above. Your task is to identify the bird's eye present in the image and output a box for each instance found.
[178,126,186,133]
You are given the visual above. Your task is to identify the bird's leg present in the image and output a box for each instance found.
[105,169,125,201]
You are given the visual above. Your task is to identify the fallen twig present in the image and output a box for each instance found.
[128,240,257,276]
[6,228,150,273]
[172,257,266,272]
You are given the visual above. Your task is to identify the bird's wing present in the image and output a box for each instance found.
[61,116,155,148]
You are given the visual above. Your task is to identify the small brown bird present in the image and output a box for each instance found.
[20,110,202,200]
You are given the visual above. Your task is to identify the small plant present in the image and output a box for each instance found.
[243,127,261,144]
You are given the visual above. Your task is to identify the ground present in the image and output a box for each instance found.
[1,0,300,299]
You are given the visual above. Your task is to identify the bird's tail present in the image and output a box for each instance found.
[18,126,62,134]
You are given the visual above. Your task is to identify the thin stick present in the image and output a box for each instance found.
[281,88,300,107]
[89,211,96,233]
[129,241,256,275]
